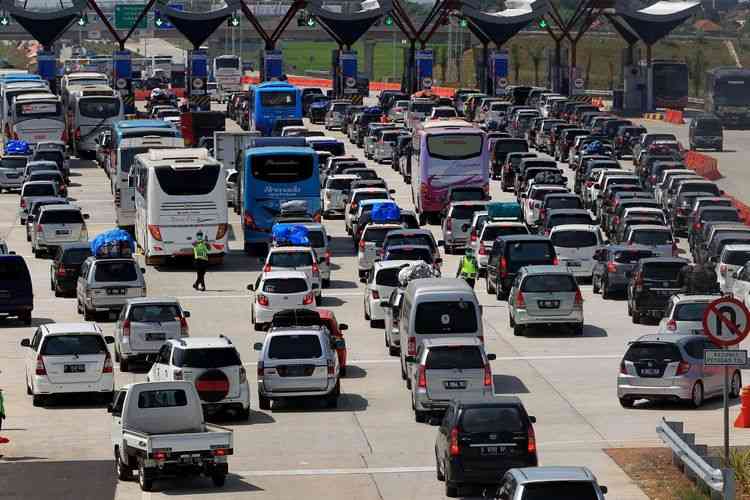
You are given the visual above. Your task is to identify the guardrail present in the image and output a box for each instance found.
[656,418,735,499]
[584,89,705,106]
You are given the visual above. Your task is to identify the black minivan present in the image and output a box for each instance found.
[0,255,33,325]
[689,114,723,151]
[486,235,558,299]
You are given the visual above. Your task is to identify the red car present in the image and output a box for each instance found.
[317,309,349,376]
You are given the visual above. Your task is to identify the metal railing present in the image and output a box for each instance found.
[656,418,735,499]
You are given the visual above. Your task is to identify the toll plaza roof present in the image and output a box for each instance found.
[7,0,87,48]
[614,0,701,45]
[307,0,394,47]
[461,0,549,46]
[160,0,241,48]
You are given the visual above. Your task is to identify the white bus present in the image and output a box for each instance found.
[116,136,184,230]
[132,148,228,266]
[61,72,109,107]
[1,81,50,135]
[10,92,65,146]
[213,55,242,102]
[65,85,123,156]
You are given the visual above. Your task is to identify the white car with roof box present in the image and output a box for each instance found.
[549,224,604,279]
[263,245,322,302]
[364,260,413,328]
[21,322,115,406]
[114,297,190,371]
[31,204,89,257]
[345,189,391,235]
[299,222,332,287]
[249,271,315,330]
[146,336,250,419]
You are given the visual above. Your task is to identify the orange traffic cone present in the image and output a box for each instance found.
[735,387,750,428]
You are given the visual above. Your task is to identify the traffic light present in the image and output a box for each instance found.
[459,18,468,28]
[77,13,88,27]
[0,15,9,27]
[384,15,393,26]
[154,13,165,28]
[538,18,548,29]
[228,14,240,27]
[306,15,316,27]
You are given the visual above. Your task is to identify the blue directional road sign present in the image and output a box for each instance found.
[155,4,183,30]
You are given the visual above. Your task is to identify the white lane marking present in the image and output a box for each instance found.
[234,466,436,477]
[35,291,365,303]
[244,354,621,367]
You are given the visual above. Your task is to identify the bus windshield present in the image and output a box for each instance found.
[653,64,688,99]
[715,79,750,106]
[426,133,483,160]
[79,98,120,118]
[215,57,240,70]
[15,101,61,120]
[251,155,313,183]
[261,92,296,107]
[154,164,220,196]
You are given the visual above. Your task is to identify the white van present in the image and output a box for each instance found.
[398,278,483,388]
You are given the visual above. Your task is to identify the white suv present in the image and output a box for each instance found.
[32,205,89,257]
[263,246,322,303]
[146,337,251,420]
[249,271,315,330]
[21,322,115,407]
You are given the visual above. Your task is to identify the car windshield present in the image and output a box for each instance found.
[724,250,750,266]
[551,230,598,248]
[414,301,477,334]
[625,342,681,362]
[682,183,720,196]
[509,242,554,260]
[327,178,354,191]
[267,334,322,359]
[674,303,710,322]
[426,346,484,369]
[546,197,582,210]
[549,214,593,228]
[22,184,55,197]
[642,262,685,280]
[39,210,83,224]
[263,278,308,294]
[363,227,394,244]
[386,234,433,249]
[613,250,652,263]
[94,261,137,282]
[522,274,577,292]
[0,157,27,169]
[482,226,528,241]
[172,347,241,368]
[79,98,120,118]
[630,230,672,246]
[460,406,523,432]
[520,482,599,500]
[269,252,313,268]
[41,334,107,355]
[703,210,740,223]
[375,267,402,287]
[154,164,220,196]
[386,248,432,262]
[129,304,180,322]
[451,190,485,202]
[451,205,485,220]
[61,248,91,265]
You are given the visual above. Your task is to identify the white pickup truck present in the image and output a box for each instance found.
[110,381,233,491]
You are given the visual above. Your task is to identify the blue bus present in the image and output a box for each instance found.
[107,119,181,174]
[241,145,320,253]
[248,81,302,136]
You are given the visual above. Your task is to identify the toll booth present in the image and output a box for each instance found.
[260,49,283,81]
[113,50,135,115]
[37,51,57,94]
[415,49,434,90]
[188,49,210,111]
[332,50,358,99]
[489,49,509,96]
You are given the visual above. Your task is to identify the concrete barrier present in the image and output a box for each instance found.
[684,150,722,181]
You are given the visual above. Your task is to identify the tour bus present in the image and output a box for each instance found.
[649,60,689,110]
[1,80,50,134]
[213,54,242,102]
[249,81,303,136]
[116,136,185,230]
[102,119,181,178]
[705,67,750,128]
[411,119,488,224]
[10,92,65,146]
[240,142,320,253]
[61,72,109,96]
[65,85,123,156]
[132,148,228,265]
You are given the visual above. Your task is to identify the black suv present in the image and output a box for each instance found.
[50,243,92,297]
[486,235,557,299]
[435,397,538,497]
[627,257,688,324]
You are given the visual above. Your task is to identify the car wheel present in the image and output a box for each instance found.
[364,304,370,321]
[513,324,525,336]
[509,311,515,327]
[389,345,399,357]
[212,473,226,487]
[414,408,427,423]
[731,371,742,398]
[601,282,611,300]
[84,307,94,321]
[631,308,641,324]
[619,397,634,408]
[116,449,133,481]
[119,357,129,372]
[258,392,271,410]
[21,311,32,326]
[138,461,154,492]
[445,482,459,498]
[326,380,340,408]
[627,301,632,316]
[315,294,322,306]
[435,452,445,481]
[689,381,704,408]
[592,275,600,294]
[573,323,584,336]
[322,279,330,288]
[32,394,46,407]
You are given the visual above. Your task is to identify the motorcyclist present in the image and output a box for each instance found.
[456,247,478,289]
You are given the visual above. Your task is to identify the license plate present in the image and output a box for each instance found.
[538,300,560,309]
[55,229,70,235]
[641,368,660,376]
[693,330,703,335]
[146,332,165,342]
[565,261,581,267]
[656,289,674,296]
[480,446,506,456]
[286,365,306,376]
[444,380,467,390]
[107,288,126,295]
[64,364,85,373]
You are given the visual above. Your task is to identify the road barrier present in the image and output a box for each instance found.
[644,112,664,120]
[656,419,735,500]
[734,387,750,428]
[665,109,685,124]
[684,150,722,181]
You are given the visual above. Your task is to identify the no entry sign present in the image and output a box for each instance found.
[702,296,750,347]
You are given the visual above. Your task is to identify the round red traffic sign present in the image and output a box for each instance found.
[702,296,750,347]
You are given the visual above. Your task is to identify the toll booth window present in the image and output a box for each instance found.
[251,155,313,183]
[261,91,297,107]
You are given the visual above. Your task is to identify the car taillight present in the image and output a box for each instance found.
[607,261,617,273]
[446,218,452,231]
[257,294,269,306]
[620,360,628,375]
[122,319,131,338]
[20,198,26,208]
[514,290,526,307]
[243,211,257,229]
[103,353,113,373]
[449,427,461,456]
[216,223,228,240]
[257,361,264,378]
[650,175,656,183]
[35,354,46,375]
[173,369,183,380]
[303,293,314,305]
[75,127,81,141]
[359,239,366,251]
[694,222,702,231]
[672,242,679,257]
[56,266,67,277]
[351,201,357,210]
[676,361,691,375]
[500,257,508,278]
[721,264,728,275]
[148,224,162,241]
[574,288,584,307]
[180,316,189,336]
[586,180,593,187]
[483,364,492,387]
[371,289,379,299]
[212,448,230,457]
[153,450,169,461]
[325,250,331,264]
[313,212,321,222]
[527,425,537,454]
[635,272,644,291]
[613,216,620,225]
[263,264,272,272]
[539,208,545,219]
[552,257,559,265]
[666,319,677,331]
[311,262,320,275]
[412,365,425,391]
[327,359,335,375]
[479,244,487,255]
[470,230,477,242]
[407,336,416,356]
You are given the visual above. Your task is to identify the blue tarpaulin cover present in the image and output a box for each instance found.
[487,202,522,220]
[5,140,30,155]
[272,223,310,246]
[90,229,135,258]
[371,202,400,223]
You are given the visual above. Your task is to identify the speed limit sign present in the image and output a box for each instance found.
[703,296,750,347]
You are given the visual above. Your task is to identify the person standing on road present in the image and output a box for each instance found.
[456,247,478,289]
[192,231,209,292]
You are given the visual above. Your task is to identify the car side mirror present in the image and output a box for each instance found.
[8,251,15,255]
[600,486,608,494]
[529,415,537,423]
[105,336,115,344]
[247,284,254,291]
[389,189,396,194]
[520,193,527,199]
[734,270,741,279]
[487,353,496,361]
[183,311,191,318]
[253,342,263,351]
[405,356,416,363]
[435,258,443,265]
[140,268,146,274]
[20,338,30,348]
[339,323,348,331]
[83,214,90,220]
[594,183,600,189]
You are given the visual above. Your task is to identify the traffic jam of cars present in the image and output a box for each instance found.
[0,70,745,499]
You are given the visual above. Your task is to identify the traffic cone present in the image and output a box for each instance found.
[735,387,750,428]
